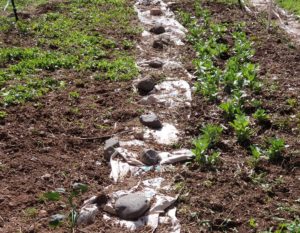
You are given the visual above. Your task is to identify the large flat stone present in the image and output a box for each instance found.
[115,193,150,220]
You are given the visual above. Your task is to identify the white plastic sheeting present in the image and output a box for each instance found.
[109,147,194,182]
[140,80,192,108]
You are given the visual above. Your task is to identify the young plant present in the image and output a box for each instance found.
[192,124,222,166]
[192,137,220,166]
[201,124,223,146]
[230,114,251,143]
[249,145,262,168]
[253,108,270,124]
[267,138,285,161]
[219,99,241,120]
[192,137,210,165]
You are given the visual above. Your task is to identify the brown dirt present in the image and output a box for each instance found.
[0,0,299,233]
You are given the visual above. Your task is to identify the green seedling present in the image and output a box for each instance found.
[192,137,210,164]
[251,99,262,108]
[253,108,270,124]
[39,191,61,202]
[201,124,223,146]
[220,99,241,120]
[192,137,220,166]
[68,183,88,231]
[267,138,285,162]
[69,91,80,100]
[249,217,257,229]
[24,207,38,218]
[286,98,297,108]
[249,145,262,168]
[230,114,251,143]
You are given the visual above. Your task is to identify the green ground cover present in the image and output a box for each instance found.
[0,0,140,106]
[276,0,300,16]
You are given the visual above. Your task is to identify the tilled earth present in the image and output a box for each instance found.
[0,1,299,233]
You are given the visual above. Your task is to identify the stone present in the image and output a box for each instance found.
[153,39,164,50]
[55,188,66,193]
[115,193,150,220]
[149,60,163,68]
[150,25,165,34]
[140,112,162,129]
[49,214,65,225]
[39,210,48,218]
[104,137,120,160]
[140,149,160,165]
[136,76,155,93]
[150,8,162,16]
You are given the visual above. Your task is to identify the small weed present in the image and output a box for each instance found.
[69,91,80,100]
[0,111,7,120]
[249,145,262,168]
[249,217,257,228]
[24,207,38,218]
[286,98,297,108]
[266,138,285,162]
[230,114,251,143]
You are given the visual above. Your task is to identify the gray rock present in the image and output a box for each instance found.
[140,149,160,165]
[150,25,165,35]
[153,39,164,50]
[49,214,65,225]
[104,137,120,160]
[137,76,155,93]
[149,60,163,68]
[115,193,150,220]
[55,188,66,193]
[140,112,162,129]
[150,8,162,16]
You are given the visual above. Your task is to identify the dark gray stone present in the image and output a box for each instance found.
[115,193,150,220]
[104,137,120,160]
[153,39,164,50]
[140,113,162,129]
[137,76,155,93]
[149,60,163,68]
[140,149,160,165]
[150,25,165,35]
